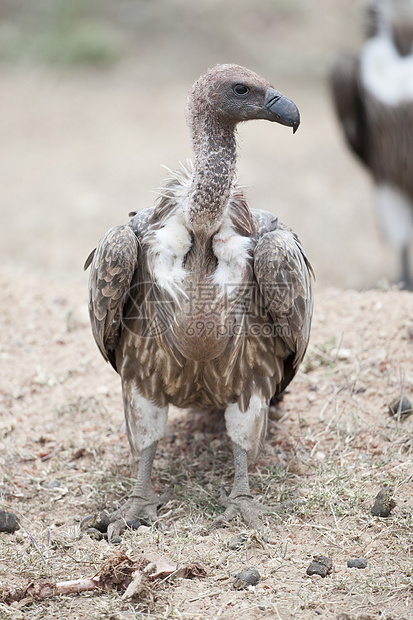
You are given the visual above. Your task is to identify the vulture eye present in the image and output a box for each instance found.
[232,84,250,96]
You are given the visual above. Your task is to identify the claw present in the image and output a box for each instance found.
[219,485,230,503]
[158,488,174,506]
[213,495,277,530]
[80,511,111,533]
[107,520,125,542]
[83,488,173,541]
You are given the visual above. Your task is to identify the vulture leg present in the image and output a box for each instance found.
[107,441,171,540]
[214,443,273,530]
[88,391,170,540]
[105,392,169,539]
[401,246,413,290]
[213,397,274,529]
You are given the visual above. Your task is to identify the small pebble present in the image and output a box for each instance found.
[371,486,396,517]
[137,525,151,535]
[0,511,20,533]
[347,558,367,569]
[331,347,351,360]
[41,478,61,489]
[306,555,333,577]
[228,534,248,551]
[388,396,412,419]
[110,536,122,545]
[232,567,260,590]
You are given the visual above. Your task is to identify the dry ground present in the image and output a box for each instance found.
[0,266,412,620]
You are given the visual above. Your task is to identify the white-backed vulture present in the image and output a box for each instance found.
[330,0,413,288]
[84,64,313,537]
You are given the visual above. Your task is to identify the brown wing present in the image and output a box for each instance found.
[329,51,368,165]
[85,224,138,370]
[253,226,313,392]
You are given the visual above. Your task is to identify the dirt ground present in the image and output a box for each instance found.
[0,267,412,620]
[1,1,413,619]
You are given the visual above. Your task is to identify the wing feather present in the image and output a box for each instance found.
[86,224,138,370]
[329,51,367,165]
[253,226,313,385]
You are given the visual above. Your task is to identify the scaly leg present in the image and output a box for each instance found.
[106,441,172,540]
[214,442,274,529]
[401,246,413,290]
[213,395,274,529]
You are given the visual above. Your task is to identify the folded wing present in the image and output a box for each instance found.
[85,225,138,370]
[253,224,313,393]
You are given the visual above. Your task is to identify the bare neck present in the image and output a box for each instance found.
[186,113,237,236]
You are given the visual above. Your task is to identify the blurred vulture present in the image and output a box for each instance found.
[84,64,313,538]
[330,0,413,288]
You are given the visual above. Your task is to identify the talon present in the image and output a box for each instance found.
[80,514,95,531]
[84,489,173,540]
[80,511,111,533]
[107,521,125,542]
[158,488,174,506]
[219,485,230,503]
[214,496,274,530]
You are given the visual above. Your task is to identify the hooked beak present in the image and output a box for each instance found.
[264,88,300,134]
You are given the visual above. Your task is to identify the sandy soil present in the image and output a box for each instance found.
[0,265,412,619]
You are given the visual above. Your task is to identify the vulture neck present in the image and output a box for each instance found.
[187,114,237,237]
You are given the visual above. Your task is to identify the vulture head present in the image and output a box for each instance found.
[186,64,300,132]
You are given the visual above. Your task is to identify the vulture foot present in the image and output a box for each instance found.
[213,488,275,530]
[81,489,172,541]
[107,491,172,540]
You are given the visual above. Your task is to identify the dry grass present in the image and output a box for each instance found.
[0,269,412,619]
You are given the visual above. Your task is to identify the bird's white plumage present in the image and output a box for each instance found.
[152,206,252,297]
[151,210,192,294]
[213,215,252,289]
[361,31,413,105]
[224,394,267,453]
[376,183,413,247]
[126,385,168,456]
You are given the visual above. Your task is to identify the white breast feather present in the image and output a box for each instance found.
[213,216,252,290]
[361,33,413,106]
[151,211,192,296]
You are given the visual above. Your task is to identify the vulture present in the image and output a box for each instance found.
[85,64,313,538]
[330,0,413,288]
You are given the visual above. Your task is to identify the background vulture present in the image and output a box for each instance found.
[330,0,413,288]
[85,64,313,538]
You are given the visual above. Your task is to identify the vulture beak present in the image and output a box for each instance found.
[264,88,300,133]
